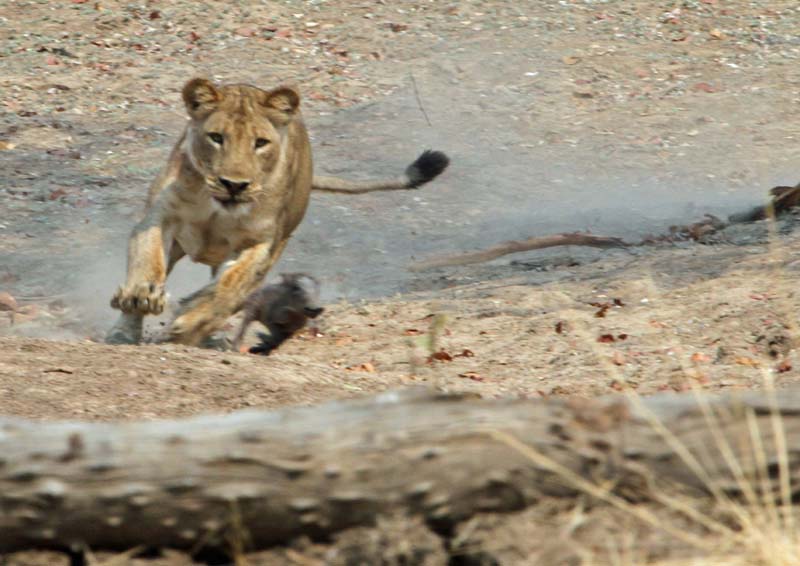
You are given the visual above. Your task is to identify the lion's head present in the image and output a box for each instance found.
[181,78,301,208]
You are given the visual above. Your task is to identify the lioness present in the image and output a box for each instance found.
[107,78,449,346]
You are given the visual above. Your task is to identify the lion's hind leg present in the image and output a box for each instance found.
[169,239,289,346]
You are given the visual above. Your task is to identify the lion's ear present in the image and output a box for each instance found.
[263,86,300,126]
[182,78,221,119]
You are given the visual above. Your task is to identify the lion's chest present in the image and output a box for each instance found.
[172,205,272,266]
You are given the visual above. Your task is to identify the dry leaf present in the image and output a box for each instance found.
[562,55,581,65]
[609,379,625,391]
[692,82,717,93]
[709,29,724,40]
[735,356,760,368]
[235,27,258,37]
[403,328,423,336]
[691,352,711,363]
[49,188,70,201]
[429,350,453,362]
[346,362,375,372]
[458,371,485,382]
[0,141,15,151]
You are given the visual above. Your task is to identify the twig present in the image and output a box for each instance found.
[409,72,432,127]
[410,232,629,271]
[410,196,789,272]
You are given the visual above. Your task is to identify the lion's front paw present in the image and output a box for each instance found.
[110,282,166,315]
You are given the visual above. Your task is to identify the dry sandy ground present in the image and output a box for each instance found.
[3,222,800,565]
[4,0,800,564]
[3,222,800,423]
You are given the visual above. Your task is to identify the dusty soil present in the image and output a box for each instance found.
[3,0,800,564]
[4,221,800,423]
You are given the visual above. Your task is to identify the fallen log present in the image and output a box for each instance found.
[410,232,629,271]
[0,387,798,556]
[728,182,800,223]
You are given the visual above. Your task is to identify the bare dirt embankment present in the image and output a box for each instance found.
[3,1,800,564]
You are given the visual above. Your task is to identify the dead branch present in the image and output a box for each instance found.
[410,177,800,272]
[410,232,629,271]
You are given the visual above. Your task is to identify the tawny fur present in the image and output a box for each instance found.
[106,78,448,347]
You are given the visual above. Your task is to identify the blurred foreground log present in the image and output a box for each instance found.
[1,387,799,555]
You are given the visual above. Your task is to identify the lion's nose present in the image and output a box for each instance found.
[219,178,250,195]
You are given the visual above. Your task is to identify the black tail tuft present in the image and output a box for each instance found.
[406,150,450,188]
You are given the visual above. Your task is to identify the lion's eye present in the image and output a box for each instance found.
[207,132,224,145]
[254,138,269,149]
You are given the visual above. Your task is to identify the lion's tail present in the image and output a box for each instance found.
[311,150,449,195]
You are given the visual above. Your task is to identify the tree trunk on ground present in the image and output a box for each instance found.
[0,387,798,555]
